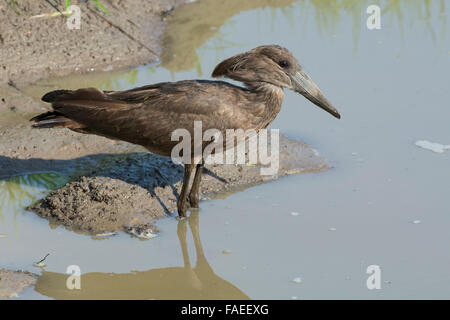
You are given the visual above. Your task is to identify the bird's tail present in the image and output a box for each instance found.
[30,89,80,129]
[30,111,75,129]
[41,89,72,103]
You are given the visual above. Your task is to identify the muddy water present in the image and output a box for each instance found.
[2,0,450,299]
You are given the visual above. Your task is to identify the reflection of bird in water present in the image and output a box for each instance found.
[34,211,249,300]
[31,45,340,217]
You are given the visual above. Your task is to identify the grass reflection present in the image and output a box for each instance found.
[0,172,68,223]
[162,0,447,71]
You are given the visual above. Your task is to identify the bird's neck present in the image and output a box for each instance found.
[247,82,284,129]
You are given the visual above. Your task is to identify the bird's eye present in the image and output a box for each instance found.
[278,60,288,68]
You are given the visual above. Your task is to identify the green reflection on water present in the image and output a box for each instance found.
[87,0,449,87]
[0,172,68,223]
[162,0,447,71]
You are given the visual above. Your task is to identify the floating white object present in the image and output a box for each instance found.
[33,253,50,268]
[290,212,300,216]
[328,227,337,231]
[0,234,7,238]
[128,228,157,239]
[95,232,117,237]
[222,249,231,254]
[412,220,421,224]
[33,261,46,267]
[415,140,450,153]
[292,277,302,284]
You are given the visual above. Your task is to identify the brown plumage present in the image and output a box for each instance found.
[31,45,341,217]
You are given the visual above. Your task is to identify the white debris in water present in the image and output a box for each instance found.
[0,234,7,238]
[412,220,421,224]
[33,261,46,267]
[291,296,298,300]
[415,140,450,153]
[33,253,49,268]
[292,277,302,284]
[351,152,358,156]
[128,228,157,239]
[222,249,231,254]
[312,148,320,157]
[95,232,117,237]
[290,212,300,216]
[328,227,337,231]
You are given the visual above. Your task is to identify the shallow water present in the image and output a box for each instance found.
[2,0,450,299]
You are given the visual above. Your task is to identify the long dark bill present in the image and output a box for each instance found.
[290,70,341,119]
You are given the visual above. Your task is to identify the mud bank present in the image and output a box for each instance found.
[0,269,37,299]
[0,0,187,89]
[0,0,188,116]
[29,135,329,237]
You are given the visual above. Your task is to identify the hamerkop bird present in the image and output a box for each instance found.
[31,45,340,217]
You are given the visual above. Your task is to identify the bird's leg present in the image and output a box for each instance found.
[188,162,204,208]
[177,163,195,217]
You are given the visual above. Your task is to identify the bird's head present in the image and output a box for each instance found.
[212,45,340,119]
